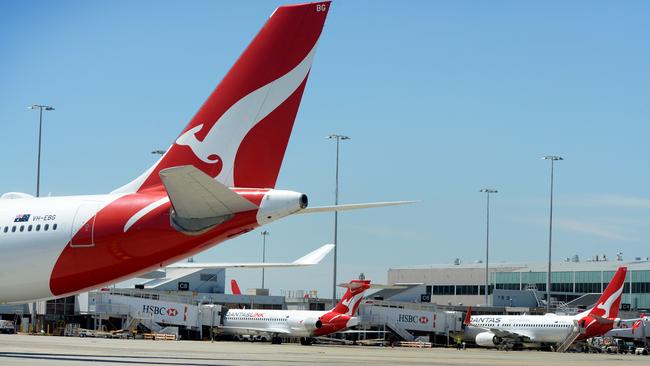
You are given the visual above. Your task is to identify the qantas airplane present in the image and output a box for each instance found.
[0,2,411,304]
[464,266,627,351]
[219,280,370,345]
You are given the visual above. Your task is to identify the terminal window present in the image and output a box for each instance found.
[200,274,220,282]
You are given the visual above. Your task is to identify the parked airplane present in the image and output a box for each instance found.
[219,279,371,345]
[0,1,412,303]
[606,314,649,340]
[464,266,627,351]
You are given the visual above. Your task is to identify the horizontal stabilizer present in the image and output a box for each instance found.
[159,165,258,219]
[298,201,417,214]
[167,244,334,269]
[338,282,406,290]
[590,315,616,325]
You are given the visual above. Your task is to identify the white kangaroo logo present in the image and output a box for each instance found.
[340,292,364,316]
[175,44,318,186]
[595,282,624,318]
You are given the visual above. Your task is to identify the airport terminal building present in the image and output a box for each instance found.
[388,256,650,311]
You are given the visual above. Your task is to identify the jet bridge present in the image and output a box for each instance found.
[88,291,224,332]
[358,300,464,342]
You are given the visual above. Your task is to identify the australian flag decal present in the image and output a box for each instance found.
[14,214,30,223]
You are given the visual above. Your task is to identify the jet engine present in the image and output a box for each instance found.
[475,332,502,347]
[302,317,323,331]
[257,190,308,225]
[288,315,322,334]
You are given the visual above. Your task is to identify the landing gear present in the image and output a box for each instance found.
[300,337,314,346]
[496,339,519,351]
[271,336,283,344]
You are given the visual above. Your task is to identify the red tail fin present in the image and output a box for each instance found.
[332,280,371,316]
[632,320,642,334]
[588,266,627,319]
[231,279,242,295]
[114,2,331,193]
[463,306,473,326]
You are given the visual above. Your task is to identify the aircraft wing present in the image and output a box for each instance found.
[297,201,416,214]
[159,165,258,219]
[486,327,533,342]
[167,244,334,269]
[219,326,292,335]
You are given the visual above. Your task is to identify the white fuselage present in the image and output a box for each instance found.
[0,194,116,302]
[466,314,579,345]
[0,188,303,303]
[221,309,329,338]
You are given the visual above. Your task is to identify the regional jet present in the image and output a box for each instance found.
[219,280,371,345]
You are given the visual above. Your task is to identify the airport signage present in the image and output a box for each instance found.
[141,304,185,320]
[393,310,437,331]
[98,294,199,326]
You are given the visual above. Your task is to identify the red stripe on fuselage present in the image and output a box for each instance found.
[49,188,266,296]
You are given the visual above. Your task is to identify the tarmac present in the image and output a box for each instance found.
[0,334,648,366]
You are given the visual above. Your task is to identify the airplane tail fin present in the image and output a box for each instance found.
[331,280,371,316]
[463,306,473,326]
[113,2,331,194]
[587,266,627,319]
[231,279,242,295]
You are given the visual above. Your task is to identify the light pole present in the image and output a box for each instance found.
[326,134,350,304]
[542,155,563,312]
[28,104,55,197]
[28,104,54,333]
[479,188,497,305]
[261,230,270,289]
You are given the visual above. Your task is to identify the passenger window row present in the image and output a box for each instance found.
[481,323,570,328]
[3,223,58,233]
[227,316,287,322]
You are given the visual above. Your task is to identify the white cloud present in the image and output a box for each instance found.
[559,195,650,208]
[519,195,650,209]
[554,218,636,241]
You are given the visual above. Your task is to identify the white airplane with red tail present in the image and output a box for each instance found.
[220,280,371,345]
[464,266,628,351]
[0,2,412,303]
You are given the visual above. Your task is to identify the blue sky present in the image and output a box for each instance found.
[1,1,649,298]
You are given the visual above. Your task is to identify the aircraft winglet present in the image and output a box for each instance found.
[291,243,336,265]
